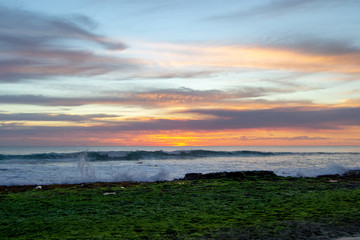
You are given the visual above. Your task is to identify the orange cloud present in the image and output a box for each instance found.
[133,42,360,75]
[100,128,360,146]
[1,123,359,146]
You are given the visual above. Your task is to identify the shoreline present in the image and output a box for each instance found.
[1,169,360,194]
[2,170,360,239]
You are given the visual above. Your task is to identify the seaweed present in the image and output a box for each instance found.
[1,174,360,239]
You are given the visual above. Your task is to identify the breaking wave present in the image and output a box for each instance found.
[0,150,359,162]
[0,147,359,185]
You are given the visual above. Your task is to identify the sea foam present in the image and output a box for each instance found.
[0,147,359,186]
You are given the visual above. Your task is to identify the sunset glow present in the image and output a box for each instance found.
[0,0,360,146]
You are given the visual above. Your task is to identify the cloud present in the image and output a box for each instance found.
[1,107,359,146]
[158,43,360,75]
[0,113,118,122]
[0,6,134,82]
[240,0,335,18]
[0,86,287,107]
[99,107,360,131]
[2,107,359,135]
[203,0,360,61]
[0,6,126,51]
[125,70,216,80]
[0,95,95,106]
[121,87,273,106]
[262,36,360,56]
[238,135,329,141]
[181,107,360,130]
[209,0,348,21]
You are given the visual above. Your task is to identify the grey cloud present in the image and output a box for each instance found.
[0,87,278,107]
[127,70,216,80]
[101,107,360,131]
[0,51,134,82]
[0,95,82,106]
[246,0,326,16]
[206,0,360,57]
[123,87,269,104]
[210,0,346,21]
[265,36,360,56]
[0,113,119,122]
[287,38,360,56]
[0,6,126,51]
[288,136,328,140]
[0,6,131,82]
[238,136,329,141]
[182,107,360,130]
[1,107,359,138]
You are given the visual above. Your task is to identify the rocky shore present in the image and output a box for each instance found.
[1,169,360,239]
[1,170,360,194]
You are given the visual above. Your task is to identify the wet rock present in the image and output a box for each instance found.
[183,173,203,180]
[183,171,278,180]
[316,170,360,181]
[316,174,341,179]
[343,170,360,179]
[316,170,360,180]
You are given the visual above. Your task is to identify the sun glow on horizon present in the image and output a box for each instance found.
[0,1,359,146]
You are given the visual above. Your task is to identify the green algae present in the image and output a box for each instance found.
[1,177,360,239]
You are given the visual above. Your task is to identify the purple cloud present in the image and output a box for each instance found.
[0,113,118,122]
[0,6,134,82]
[209,0,346,21]
[182,107,360,130]
[1,107,360,139]
[0,87,275,106]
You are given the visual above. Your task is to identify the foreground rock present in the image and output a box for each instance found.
[2,170,360,194]
[183,169,360,181]
[316,170,360,180]
[183,170,278,180]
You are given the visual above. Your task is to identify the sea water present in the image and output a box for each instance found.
[0,146,359,186]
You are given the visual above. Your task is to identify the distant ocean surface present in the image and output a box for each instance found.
[1,146,360,186]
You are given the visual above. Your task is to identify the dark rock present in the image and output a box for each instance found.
[184,173,203,180]
[316,170,360,180]
[343,170,360,179]
[204,172,227,179]
[316,174,341,179]
[183,171,278,180]
[239,171,278,179]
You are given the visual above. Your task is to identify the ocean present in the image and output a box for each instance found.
[0,146,359,186]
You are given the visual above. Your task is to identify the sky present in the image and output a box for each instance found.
[0,0,360,146]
